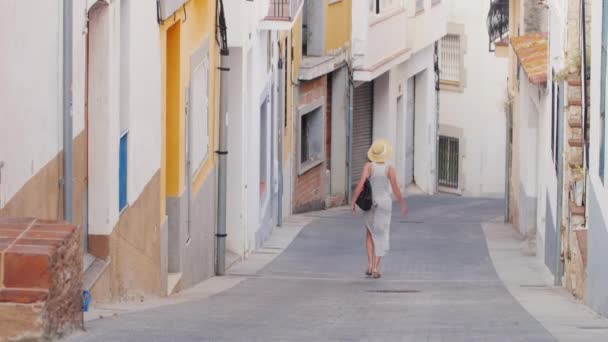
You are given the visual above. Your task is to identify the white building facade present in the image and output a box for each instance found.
[351,0,448,195]
[439,0,508,197]
[222,0,299,258]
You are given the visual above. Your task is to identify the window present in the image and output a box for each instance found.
[416,0,424,12]
[189,54,210,176]
[370,0,404,15]
[298,105,324,174]
[600,0,608,182]
[119,132,128,212]
[440,34,462,86]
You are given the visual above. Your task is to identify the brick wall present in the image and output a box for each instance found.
[294,76,328,213]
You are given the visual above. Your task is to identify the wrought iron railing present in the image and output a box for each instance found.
[487,0,509,51]
[267,0,302,21]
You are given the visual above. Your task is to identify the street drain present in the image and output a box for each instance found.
[366,290,421,294]
[519,284,549,288]
[578,326,608,330]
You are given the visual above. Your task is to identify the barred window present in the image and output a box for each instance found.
[440,34,461,85]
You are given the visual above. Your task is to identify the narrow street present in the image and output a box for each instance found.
[66,196,607,341]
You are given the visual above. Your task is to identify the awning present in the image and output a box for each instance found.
[510,33,548,84]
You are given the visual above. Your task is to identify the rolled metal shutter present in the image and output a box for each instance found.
[351,82,373,187]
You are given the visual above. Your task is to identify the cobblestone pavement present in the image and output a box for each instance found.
[68,196,558,341]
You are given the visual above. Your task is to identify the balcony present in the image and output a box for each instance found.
[406,0,448,55]
[352,0,447,81]
[158,0,188,21]
[259,0,305,31]
[352,0,410,81]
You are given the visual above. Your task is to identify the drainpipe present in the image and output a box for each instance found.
[434,41,440,194]
[215,0,229,276]
[346,62,354,202]
[277,38,284,227]
[63,0,74,223]
[504,98,512,223]
[555,83,565,286]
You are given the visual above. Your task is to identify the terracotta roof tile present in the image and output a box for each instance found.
[511,33,548,84]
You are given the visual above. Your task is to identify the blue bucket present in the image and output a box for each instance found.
[82,290,92,312]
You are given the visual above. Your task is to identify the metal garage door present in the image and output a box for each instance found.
[351,82,373,187]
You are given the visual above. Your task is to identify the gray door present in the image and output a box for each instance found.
[404,77,415,185]
[351,82,373,187]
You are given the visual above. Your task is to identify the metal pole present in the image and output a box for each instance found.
[346,67,353,203]
[505,96,511,222]
[555,82,565,286]
[63,0,74,223]
[277,39,284,227]
[216,62,229,276]
[434,42,440,194]
[215,0,229,276]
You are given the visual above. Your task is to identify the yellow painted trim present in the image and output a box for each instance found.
[324,0,351,54]
[159,0,218,200]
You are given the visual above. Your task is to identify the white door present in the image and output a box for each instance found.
[404,77,415,185]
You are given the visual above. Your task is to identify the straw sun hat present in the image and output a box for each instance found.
[367,139,392,163]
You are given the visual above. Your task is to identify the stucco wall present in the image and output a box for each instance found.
[440,0,508,197]
[325,0,351,54]
[0,1,84,210]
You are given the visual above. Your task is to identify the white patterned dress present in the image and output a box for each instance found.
[363,163,392,256]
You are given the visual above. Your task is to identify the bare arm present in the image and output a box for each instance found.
[388,166,407,215]
[351,163,371,211]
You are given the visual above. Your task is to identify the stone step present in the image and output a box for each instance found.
[569,138,583,147]
[575,228,588,268]
[570,202,585,217]
[569,117,582,128]
[0,217,82,341]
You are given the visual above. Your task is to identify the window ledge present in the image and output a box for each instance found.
[369,7,406,27]
[298,159,323,176]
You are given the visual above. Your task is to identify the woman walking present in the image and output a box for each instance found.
[352,139,407,279]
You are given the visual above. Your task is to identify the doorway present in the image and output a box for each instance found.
[165,21,183,276]
[85,2,111,264]
[404,77,416,186]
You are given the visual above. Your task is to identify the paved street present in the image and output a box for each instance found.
[69,196,570,341]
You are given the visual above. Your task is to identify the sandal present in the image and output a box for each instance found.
[372,272,381,279]
[365,269,373,276]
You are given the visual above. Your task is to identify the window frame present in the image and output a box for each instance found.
[118,130,129,213]
[439,24,466,92]
[297,99,325,175]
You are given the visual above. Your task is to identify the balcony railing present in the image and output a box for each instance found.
[487,0,509,51]
[266,0,303,21]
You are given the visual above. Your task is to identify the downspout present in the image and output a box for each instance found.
[555,83,565,286]
[434,41,440,194]
[505,97,512,222]
[63,0,74,223]
[215,0,229,276]
[579,0,588,224]
[346,61,354,202]
[277,38,284,227]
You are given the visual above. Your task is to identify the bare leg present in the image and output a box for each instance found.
[366,229,374,273]
[373,256,382,273]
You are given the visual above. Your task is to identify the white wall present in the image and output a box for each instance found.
[0,0,89,208]
[439,0,507,197]
[372,46,438,194]
[589,0,608,224]
[121,0,162,204]
[225,27,278,256]
[88,0,162,235]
